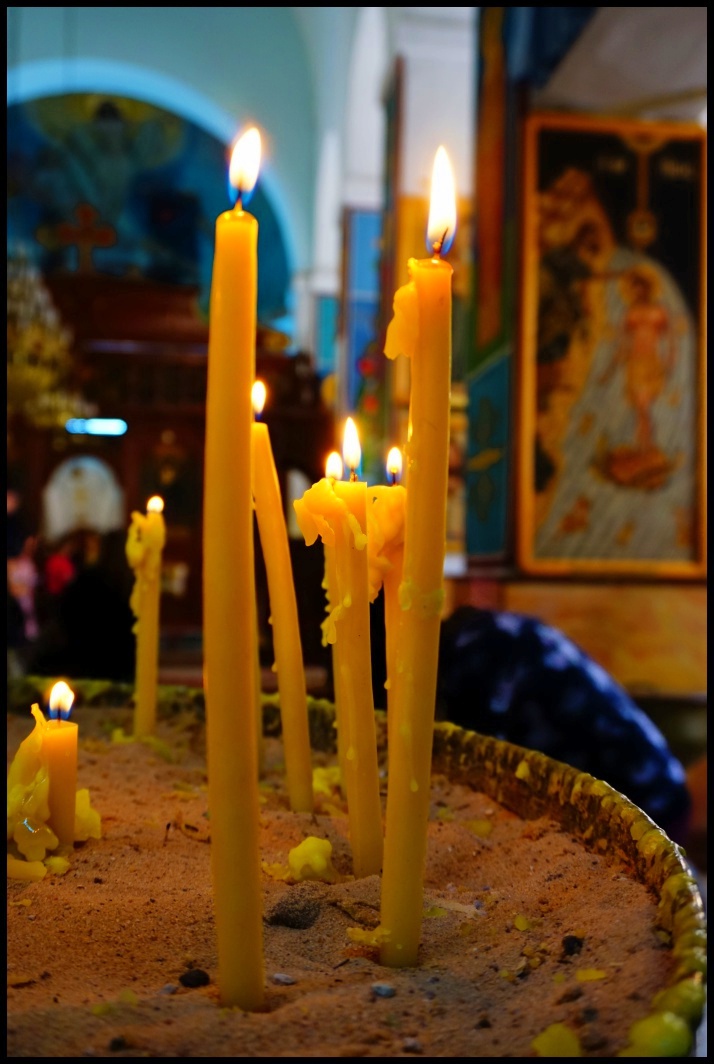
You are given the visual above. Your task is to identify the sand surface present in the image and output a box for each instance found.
[7,705,675,1057]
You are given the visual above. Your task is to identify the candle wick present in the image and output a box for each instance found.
[236,191,243,211]
[432,227,449,258]
[349,469,357,483]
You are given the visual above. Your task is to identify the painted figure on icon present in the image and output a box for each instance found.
[532,166,696,563]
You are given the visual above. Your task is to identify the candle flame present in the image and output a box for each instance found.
[147,496,164,514]
[48,681,74,721]
[229,127,261,205]
[427,146,456,256]
[325,451,343,480]
[252,380,267,417]
[343,418,361,474]
[386,447,403,483]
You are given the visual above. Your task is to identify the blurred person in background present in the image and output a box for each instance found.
[29,529,135,682]
[436,605,692,846]
[44,531,79,597]
[7,534,40,647]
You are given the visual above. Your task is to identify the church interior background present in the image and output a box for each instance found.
[6,8,707,764]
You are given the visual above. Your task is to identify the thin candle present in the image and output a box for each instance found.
[43,681,78,850]
[380,146,456,966]
[293,429,383,878]
[321,452,348,794]
[127,496,165,738]
[203,126,264,1010]
[251,381,313,812]
[329,419,383,876]
[368,449,406,715]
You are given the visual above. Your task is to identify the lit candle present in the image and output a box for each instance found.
[203,126,264,1010]
[126,495,166,738]
[43,681,78,850]
[293,423,383,878]
[380,147,456,966]
[7,693,101,875]
[333,419,383,878]
[252,380,313,812]
[322,451,349,794]
[368,448,406,708]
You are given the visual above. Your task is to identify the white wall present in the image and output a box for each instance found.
[394,8,476,200]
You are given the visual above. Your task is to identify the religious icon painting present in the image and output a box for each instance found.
[516,112,706,577]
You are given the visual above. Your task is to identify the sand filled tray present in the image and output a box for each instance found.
[6,683,707,1058]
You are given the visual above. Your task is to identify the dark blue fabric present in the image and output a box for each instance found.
[436,606,691,843]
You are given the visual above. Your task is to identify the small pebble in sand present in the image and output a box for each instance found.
[159,984,178,995]
[371,983,396,998]
[402,1037,423,1053]
[271,973,297,986]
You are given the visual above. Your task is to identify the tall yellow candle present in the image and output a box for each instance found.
[380,147,456,967]
[43,681,78,850]
[203,127,263,1010]
[126,495,166,738]
[294,424,383,878]
[251,381,313,812]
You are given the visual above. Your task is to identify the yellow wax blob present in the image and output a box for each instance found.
[532,1022,582,1057]
[384,278,418,361]
[465,818,493,838]
[576,968,608,982]
[44,855,71,875]
[287,836,338,883]
[126,508,165,617]
[7,855,47,881]
[12,819,59,863]
[312,765,342,797]
[346,923,391,947]
[652,981,706,1024]
[75,789,101,842]
[293,477,346,549]
[618,1011,692,1057]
